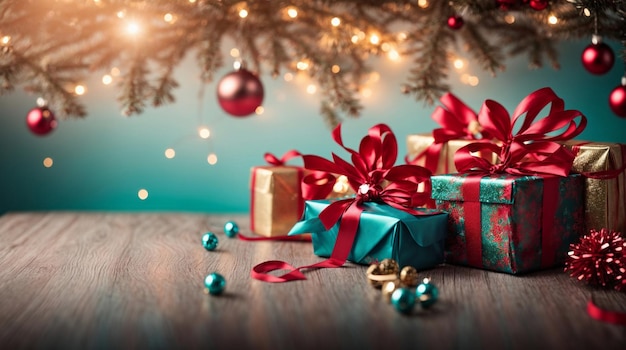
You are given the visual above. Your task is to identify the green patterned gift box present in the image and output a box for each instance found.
[431,173,585,274]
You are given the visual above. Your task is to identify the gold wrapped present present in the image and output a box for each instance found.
[562,141,626,233]
[406,133,497,175]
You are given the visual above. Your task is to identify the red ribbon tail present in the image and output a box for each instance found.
[238,233,312,242]
[587,298,626,325]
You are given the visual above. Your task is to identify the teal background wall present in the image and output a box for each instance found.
[1,39,624,214]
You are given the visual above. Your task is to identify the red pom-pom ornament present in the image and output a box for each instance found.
[565,229,626,291]
[216,68,264,117]
[26,106,57,136]
[581,36,615,75]
[609,83,626,118]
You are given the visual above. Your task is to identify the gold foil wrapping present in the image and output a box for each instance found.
[563,141,626,233]
[250,166,303,237]
[406,133,497,175]
[249,167,354,237]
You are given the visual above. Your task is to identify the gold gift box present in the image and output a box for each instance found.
[406,133,497,175]
[250,167,354,237]
[562,141,626,233]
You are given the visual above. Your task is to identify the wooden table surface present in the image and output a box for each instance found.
[0,212,624,350]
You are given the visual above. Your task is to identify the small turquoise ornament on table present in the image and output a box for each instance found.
[223,221,239,238]
[202,232,219,251]
[416,278,439,308]
[204,272,226,295]
[391,288,416,314]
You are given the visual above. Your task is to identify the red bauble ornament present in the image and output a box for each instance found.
[529,0,548,10]
[447,15,464,30]
[581,40,615,75]
[565,229,626,289]
[609,84,626,118]
[216,68,264,117]
[26,106,57,135]
[496,0,518,10]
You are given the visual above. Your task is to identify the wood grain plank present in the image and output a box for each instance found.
[0,212,624,350]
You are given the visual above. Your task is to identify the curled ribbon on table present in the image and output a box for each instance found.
[451,87,587,268]
[245,150,336,242]
[250,123,436,282]
[406,93,490,174]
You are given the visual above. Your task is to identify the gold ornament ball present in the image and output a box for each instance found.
[400,266,419,287]
[366,263,383,288]
[378,258,399,276]
[381,280,401,303]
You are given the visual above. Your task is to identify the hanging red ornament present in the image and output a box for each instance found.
[447,15,464,30]
[496,0,518,10]
[26,106,57,135]
[609,82,626,118]
[565,229,626,290]
[528,0,548,10]
[216,68,264,117]
[581,36,615,75]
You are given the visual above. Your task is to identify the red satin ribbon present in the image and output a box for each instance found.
[263,150,302,166]
[452,88,587,269]
[406,93,486,174]
[587,298,626,325]
[251,124,435,283]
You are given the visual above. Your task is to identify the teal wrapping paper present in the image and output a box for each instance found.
[288,200,449,270]
[431,173,585,274]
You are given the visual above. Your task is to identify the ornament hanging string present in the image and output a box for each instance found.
[250,124,436,282]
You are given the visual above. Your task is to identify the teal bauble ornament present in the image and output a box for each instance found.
[416,278,439,308]
[390,287,416,314]
[202,232,219,251]
[204,272,226,295]
[223,221,239,238]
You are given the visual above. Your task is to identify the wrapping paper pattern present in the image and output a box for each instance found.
[563,141,626,233]
[432,173,585,274]
[289,200,449,269]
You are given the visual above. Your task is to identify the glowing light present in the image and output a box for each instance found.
[138,189,149,200]
[207,153,218,165]
[583,8,591,17]
[468,76,479,86]
[284,73,293,81]
[111,67,120,76]
[333,175,349,193]
[453,58,464,70]
[126,21,141,35]
[504,15,515,24]
[361,88,373,98]
[102,75,113,85]
[387,49,400,61]
[189,0,197,3]
[230,48,240,57]
[369,34,380,45]
[418,0,429,8]
[548,15,558,25]
[198,127,211,139]
[287,7,298,18]
[233,61,242,70]
[296,61,310,70]
[117,11,125,19]
[164,13,174,23]
[381,43,391,52]
[239,9,248,18]
[397,32,407,41]
[74,85,86,95]
[255,106,264,115]
[164,148,176,159]
[351,35,359,44]
[331,65,341,74]
[331,17,341,27]
[43,157,53,168]
[36,97,46,107]
[1,36,10,45]
[369,72,380,83]
[306,84,317,94]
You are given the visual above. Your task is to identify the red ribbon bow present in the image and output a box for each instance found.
[407,93,489,173]
[454,87,587,176]
[250,124,434,282]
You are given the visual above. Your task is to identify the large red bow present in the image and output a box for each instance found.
[250,124,434,282]
[454,87,587,176]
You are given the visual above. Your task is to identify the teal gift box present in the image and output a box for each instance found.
[431,173,585,274]
[288,199,449,269]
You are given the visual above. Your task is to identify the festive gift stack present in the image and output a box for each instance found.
[249,150,351,237]
[287,124,449,270]
[561,140,626,234]
[406,93,498,174]
[430,87,588,274]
